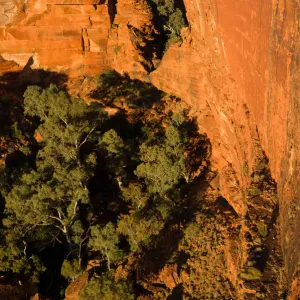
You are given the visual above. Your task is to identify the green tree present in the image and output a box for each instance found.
[149,0,187,38]
[117,213,163,252]
[0,237,45,284]
[96,70,121,91]
[61,259,83,281]
[88,223,123,271]
[122,183,149,210]
[101,129,127,186]
[135,124,186,196]
[79,272,135,300]
[2,85,107,268]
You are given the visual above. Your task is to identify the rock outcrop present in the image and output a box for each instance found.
[1,0,300,296]
[0,0,111,75]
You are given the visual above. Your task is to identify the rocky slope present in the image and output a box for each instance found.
[0,0,300,298]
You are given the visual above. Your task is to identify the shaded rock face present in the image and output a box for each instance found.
[0,0,300,295]
[64,272,89,300]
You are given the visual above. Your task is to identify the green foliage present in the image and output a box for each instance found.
[151,0,186,38]
[135,124,186,196]
[102,130,125,155]
[102,129,127,178]
[79,272,135,300]
[10,122,23,139]
[180,212,234,299]
[88,223,123,270]
[61,259,83,281]
[1,85,108,279]
[24,85,106,168]
[241,267,263,280]
[122,183,149,210]
[0,74,211,298]
[0,240,45,284]
[148,0,187,51]
[0,242,28,274]
[96,70,121,90]
[117,213,163,252]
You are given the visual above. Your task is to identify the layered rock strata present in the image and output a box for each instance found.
[1,0,300,296]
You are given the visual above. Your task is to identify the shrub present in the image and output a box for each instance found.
[61,259,83,281]
[88,223,123,271]
[257,222,268,238]
[147,0,187,51]
[10,122,22,139]
[79,272,135,300]
[241,267,263,280]
[96,69,121,90]
[180,213,235,298]
[248,186,261,197]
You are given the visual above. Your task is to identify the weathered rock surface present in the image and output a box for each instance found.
[0,0,157,77]
[150,0,298,292]
[0,282,26,300]
[65,272,89,300]
[0,0,111,75]
[1,0,300,296]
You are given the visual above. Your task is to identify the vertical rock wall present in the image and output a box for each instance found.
[151,0,298,290]
[1,0,300,294]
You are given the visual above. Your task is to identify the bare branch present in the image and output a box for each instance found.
[78,125,96,148]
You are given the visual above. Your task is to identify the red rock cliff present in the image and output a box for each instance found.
[1,0,300,295]
[151,0,299,288]
[150,0,298,290]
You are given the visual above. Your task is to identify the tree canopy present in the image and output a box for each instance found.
[0,71,212,299]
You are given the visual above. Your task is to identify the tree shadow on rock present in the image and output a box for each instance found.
[0,66,69,137]
[89,70,165,109]
[0,62,68,97]
[134,134,213,295]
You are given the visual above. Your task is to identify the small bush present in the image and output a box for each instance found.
[96,69,121,90]
[61,259,83,281]
[241,267,263,280]
[257,222,268,238]
[10,122,22,139]
[147,0,187,52]
[79,272,135,300]
[248,186,261,197]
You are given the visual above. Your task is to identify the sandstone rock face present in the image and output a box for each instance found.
[0,0,156,77]
[1,0,300,295]
[65,272,89,300]
[0,0,111,75]
[0,0,24,27]
[150,0,297,287]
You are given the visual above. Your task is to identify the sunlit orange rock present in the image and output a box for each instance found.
[0,0,111,76]
[1,0,300,295]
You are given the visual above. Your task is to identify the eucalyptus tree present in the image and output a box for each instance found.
[2,85,108,267]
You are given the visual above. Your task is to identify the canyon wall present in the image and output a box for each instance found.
[1,0,300,295]
[0,0,111,75]
[152,0,298,292]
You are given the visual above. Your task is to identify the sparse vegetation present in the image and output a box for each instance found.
[147,0,188,51]
[79,272,135,300]
[257,222,268,238]
[180,209,236,298]
[241,267,263,280]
